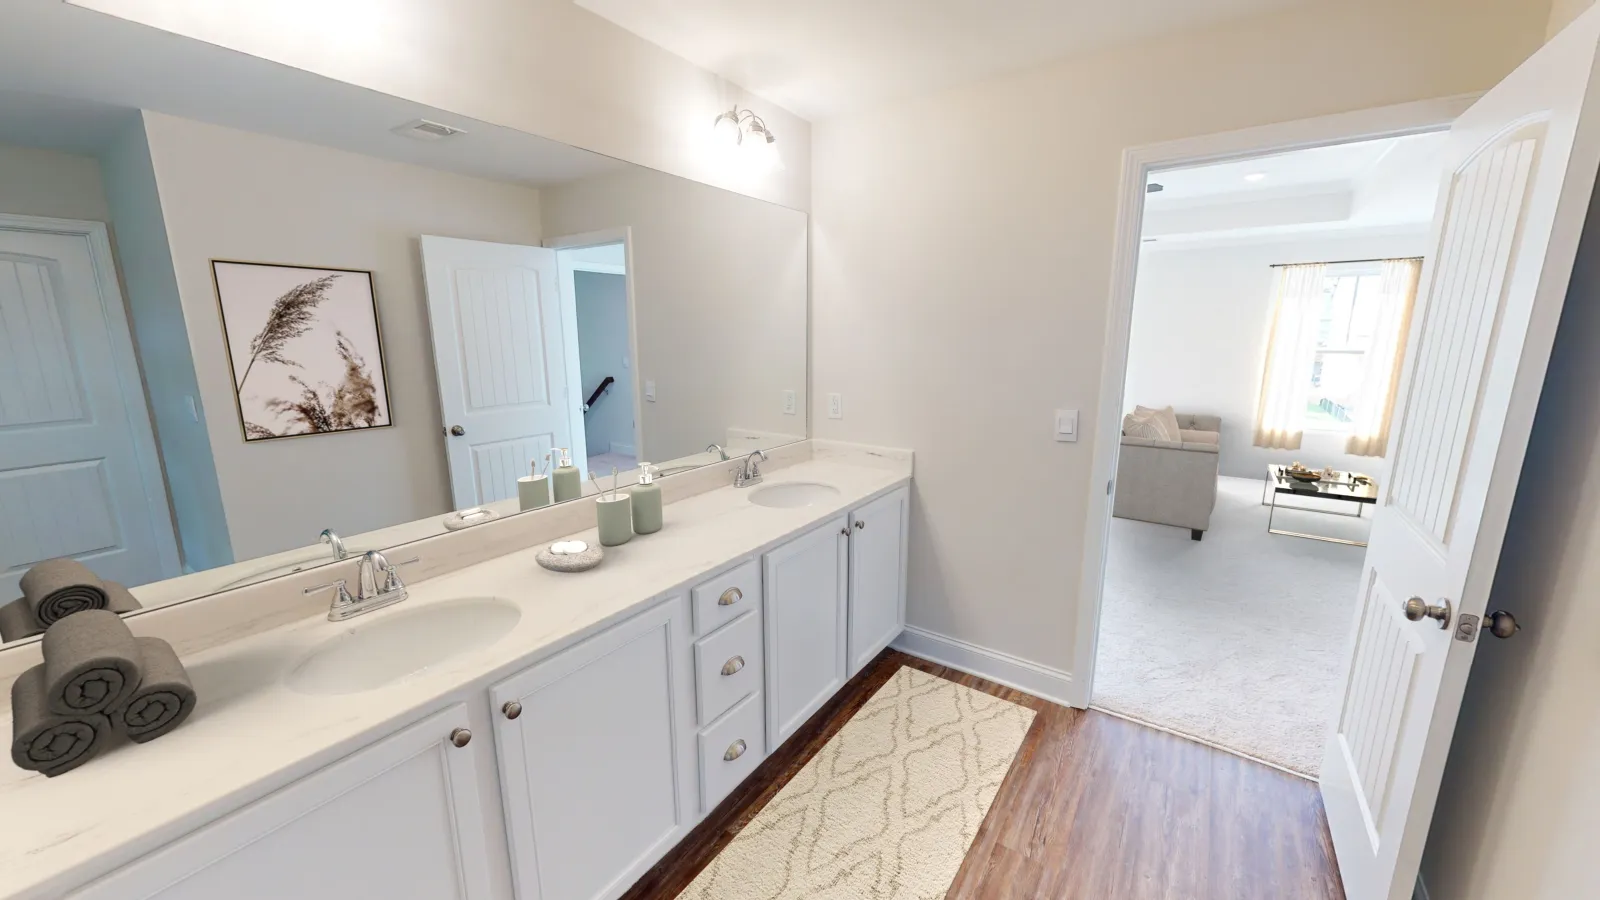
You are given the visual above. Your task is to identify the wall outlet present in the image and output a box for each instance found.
[644,380,657,402]
[827,393,843,419]
[783,390,797,415]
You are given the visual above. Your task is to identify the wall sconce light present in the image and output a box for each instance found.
[713,106,781,172]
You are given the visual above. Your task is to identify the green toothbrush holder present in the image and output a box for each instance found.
[595,494,634,547]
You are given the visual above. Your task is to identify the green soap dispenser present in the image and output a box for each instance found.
[551,448,581,503]
[631,463,663,534]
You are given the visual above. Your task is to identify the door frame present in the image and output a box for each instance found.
[1069,95,1479,710]
[0,213,182,579]
[545,226,644,470]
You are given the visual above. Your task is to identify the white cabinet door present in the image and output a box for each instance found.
[763,516,849,746]
[490,597,693,900]
[74,705,494,900]
[847,487,910,676]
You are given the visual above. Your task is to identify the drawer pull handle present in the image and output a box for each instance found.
[721,655,746,676]
[451,728,472,748]
[718,587,743,606]
[502,701,522,720]
[724,739,748,762]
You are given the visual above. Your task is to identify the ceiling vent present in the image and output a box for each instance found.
[1146,182,1165,193]
[393,119,467,141]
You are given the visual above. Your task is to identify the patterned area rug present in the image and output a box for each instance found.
[677,667,1035,900]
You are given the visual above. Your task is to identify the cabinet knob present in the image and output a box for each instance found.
[450,727,472,748]
[721,655,746,676]
[840,527,851,537]
[502,701,523,720]
[724,739,748,762]
[718,587,743,607]
[854,520,865,530]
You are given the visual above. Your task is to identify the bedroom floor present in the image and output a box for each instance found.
[1093,475,1370,776]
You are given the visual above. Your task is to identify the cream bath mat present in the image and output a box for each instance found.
[678,666,1036,899]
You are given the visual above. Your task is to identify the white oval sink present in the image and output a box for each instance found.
[748,481,841,509]
[287,597,520,695]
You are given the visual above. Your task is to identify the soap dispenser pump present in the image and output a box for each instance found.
[631,463,663,535]
[551,448,581,503]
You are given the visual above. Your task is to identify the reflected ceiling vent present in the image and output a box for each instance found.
[392,119,468,141]
[1146,182,1165,193]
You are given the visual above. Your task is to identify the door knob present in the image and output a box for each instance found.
[449,425,466,436]
[1403,596,1453,629]
[1484,610,1520,639]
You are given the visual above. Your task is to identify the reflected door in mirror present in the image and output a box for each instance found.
[421,236,575,509]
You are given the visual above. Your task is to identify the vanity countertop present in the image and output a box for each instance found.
[0,456,910,900]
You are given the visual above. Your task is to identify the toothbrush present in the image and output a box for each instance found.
[610,467,621,501]
[588,470,604,498]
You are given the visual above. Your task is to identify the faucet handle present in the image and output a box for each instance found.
[304,579,354,606]
[383,557,420,592]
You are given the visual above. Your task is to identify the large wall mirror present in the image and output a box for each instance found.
[0,15,808,647]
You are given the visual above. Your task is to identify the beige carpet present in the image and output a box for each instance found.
[677,667,1036,900]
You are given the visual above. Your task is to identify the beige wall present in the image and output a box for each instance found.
[542,167,808,464]
[0,142,111,222]
[1418,176,1600,900]
[809,0,1550,674]
[1550,0,1596,37]
[141,112,545,559]
[67,0,810,212]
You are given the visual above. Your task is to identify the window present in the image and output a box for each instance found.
[1306,268,1385,431]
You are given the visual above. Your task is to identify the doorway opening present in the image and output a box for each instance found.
[1087,130,1448,777]
[555,241,640,475]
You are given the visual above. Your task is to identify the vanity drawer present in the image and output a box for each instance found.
[694,609,763,725]
[698,691,765,813]
[691,558,761,634]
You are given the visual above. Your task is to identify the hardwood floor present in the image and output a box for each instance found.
[621,649,1346,900]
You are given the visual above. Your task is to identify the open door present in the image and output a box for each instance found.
[420,235,575,509]
[1321,11,1600,899]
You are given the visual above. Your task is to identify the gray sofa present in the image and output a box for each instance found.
[1113,413,1220,540]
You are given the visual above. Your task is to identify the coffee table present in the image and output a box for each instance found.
[1261,464,1378,547]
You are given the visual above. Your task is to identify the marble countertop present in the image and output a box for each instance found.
[0,456,910,900]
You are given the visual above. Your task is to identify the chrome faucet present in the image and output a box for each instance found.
[319,528,348,560]
[705,443,729,461]
[304,550,418,622]
[735,450,768,488]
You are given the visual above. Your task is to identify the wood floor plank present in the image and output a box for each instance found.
[621,649,1346,900]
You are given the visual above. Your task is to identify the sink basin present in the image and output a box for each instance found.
[748,481,841,509]
[286,597,520,695]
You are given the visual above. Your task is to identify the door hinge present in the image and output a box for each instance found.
[1455,613,1480,643]
[1106,479,1114,496]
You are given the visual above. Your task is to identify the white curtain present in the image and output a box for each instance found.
[1252,263,1326,450]
[1345,258,1422,457]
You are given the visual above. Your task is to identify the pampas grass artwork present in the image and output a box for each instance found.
[213,261,391,442]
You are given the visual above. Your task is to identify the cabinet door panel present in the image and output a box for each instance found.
[75,705,492,900]
[491,597,691,900]
[763,516,849,746]
[848,487,910,675]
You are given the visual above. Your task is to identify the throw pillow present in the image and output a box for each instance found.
[1134,404,1182,442]
[1123,412,1167,441]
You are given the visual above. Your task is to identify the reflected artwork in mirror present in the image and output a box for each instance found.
[0,37,807,646]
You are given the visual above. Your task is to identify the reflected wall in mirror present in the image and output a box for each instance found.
[0,78,806,645]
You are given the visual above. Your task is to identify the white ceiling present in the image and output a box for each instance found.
[575,0,1317,120]
[1142,132,1450,244]
[0,0,628,186]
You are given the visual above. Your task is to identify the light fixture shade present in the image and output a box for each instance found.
[713,110,744,146]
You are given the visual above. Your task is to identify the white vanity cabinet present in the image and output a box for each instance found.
[762,515,851,746]
[72,705,495,900]
[488,596,695,900]
[845,486,910,676]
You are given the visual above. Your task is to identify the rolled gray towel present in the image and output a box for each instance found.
[42,610,142,717]
[104,581,143,614]
[0,597,42,642]
[113,637,196,743]
[21,559,109,626]
[10,666,111,777]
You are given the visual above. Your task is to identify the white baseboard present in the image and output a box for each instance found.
[891,625,1075,708]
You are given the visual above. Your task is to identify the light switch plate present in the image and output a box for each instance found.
[783,390,797,415]
[1055,409,1078,442]
[645,380,657,402]
[827,393,843,419]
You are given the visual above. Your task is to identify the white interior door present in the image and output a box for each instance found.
[420,235,574,510]
[1321,12,1600,899]
[0,217,178,595]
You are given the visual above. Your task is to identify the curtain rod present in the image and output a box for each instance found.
[1269,256,1424,268]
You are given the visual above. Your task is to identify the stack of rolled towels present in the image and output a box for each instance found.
[0,558,142,643]
[8,565,194,778]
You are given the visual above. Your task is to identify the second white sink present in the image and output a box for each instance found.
[287,597,520,695]
[748,481,841,509]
